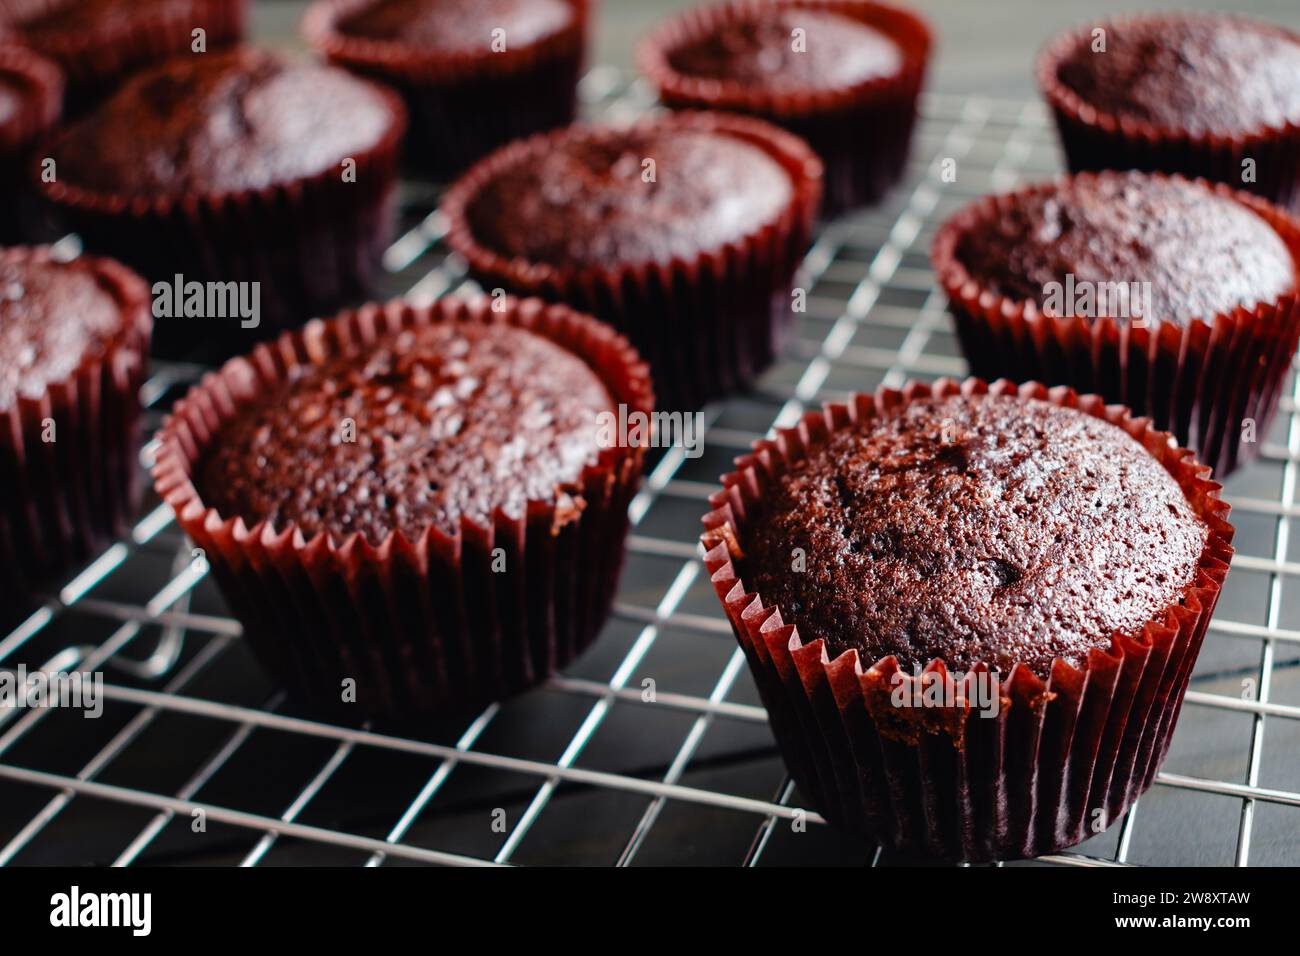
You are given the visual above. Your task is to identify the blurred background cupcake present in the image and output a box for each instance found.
[1038,12,1300,211]
[303,0,592,180]
[0,0,248,111]
[0,246,151,623]
[0,43,60,243]
[639,0,931,215]
[35,46,405,359]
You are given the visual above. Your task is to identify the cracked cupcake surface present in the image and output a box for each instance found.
[197,321,613,544]
[741,391,1209,676]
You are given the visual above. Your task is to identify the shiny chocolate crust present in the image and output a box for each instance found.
[48,47,398,195]
[664,6,902,91]
[952,171,1297,326]
[197,321,613,543]
[740,390,1209,677]
[462,126,794,268]
[1052,13,1300,137]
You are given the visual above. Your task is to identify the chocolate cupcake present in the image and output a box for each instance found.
[153,295,653,719]
[702,377,1233,861]
[303,0,590,180]
[932,171,1300,477]
[0,0,247,110]
[639,0,930,214]
[442,111,822,411]
[0,44,61,243]
[0,246,152,618]
[1038,13,1300,211]
[35,47,405,359]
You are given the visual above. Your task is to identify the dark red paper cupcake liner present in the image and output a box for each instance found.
[932,172,1300,478]
[153,295,654,720]
[0,43,62,244]
[442,110,822,412]
[34,74,406,361]
[1037,14,1300,213]
[638,0,931,215]
[700,377,1234,861]
[0,0,247,111]
[1,248,152,620]
[303,0,591,181]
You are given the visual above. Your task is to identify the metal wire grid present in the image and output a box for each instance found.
[2,68,1299,868]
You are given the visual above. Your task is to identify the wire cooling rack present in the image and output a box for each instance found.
[2,68,1300,868]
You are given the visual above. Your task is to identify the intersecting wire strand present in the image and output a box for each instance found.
[1,80,1298,866]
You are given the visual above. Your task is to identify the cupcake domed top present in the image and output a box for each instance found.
[197,320,614,543]
[1049,14,1300,136]
[741,391,1209,675]
[664,6,902,91]
[947,172,1297,325]
[336,0,576,53]
[461,122,795,269]
[48,47,399,195]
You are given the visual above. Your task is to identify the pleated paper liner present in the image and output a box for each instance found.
[0,0,247,112]
[637,0,931,216]
[1,248,152,625]
[0,44,61,244]
[303,0,591,181]
[700,378,1234,861]
[153,296,654,721]
[34,73,406,362]
[932,173,1300,478]
[442,110,822,413]
[1037,13,1300,213]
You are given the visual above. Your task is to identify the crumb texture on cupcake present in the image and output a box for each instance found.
[664,7,902,90]
[1055,15,1300,135]
[954,172,1297,324]
[0,256,123,408]
[197,322,614,543]
[337,0,575,52]
[49,47,395,194]
[464,127,793,267]
[741,392,1209,676]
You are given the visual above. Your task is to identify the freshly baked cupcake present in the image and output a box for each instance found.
[153,295,653,719]
[932,171,1300,477]
[0,246,151,618]
[36,47,405,359]
[0,44,61,243]
[638,0,930,214]
[0,0,247,110]
[701,377,1233,861]
[442,111,822,411]
[1038,13,1300,211]
[303,0,590,180]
